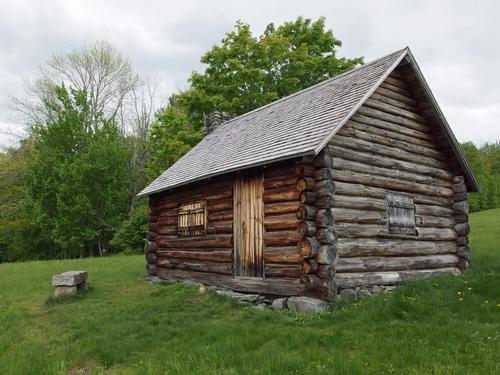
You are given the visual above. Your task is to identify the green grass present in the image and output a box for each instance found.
[1,210,499,374]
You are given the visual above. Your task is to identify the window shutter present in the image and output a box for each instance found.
[178,201,207,237]
[386,193,416,236]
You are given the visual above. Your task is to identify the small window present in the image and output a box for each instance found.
[177,201,207,237]
[386,193,416,236]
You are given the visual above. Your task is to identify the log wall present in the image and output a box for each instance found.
[329,67,464,290]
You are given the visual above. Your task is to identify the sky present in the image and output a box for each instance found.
[1,0,499,148]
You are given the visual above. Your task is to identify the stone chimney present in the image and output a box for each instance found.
[204,111,235,136]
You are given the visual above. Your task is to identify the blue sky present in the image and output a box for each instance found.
[1,0,498,148]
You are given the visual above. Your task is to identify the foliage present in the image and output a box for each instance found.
[177,17,363,127]
[0,141,56,262]
[25,86,130,257]
[109,198,148,254]
[0,209,499,374]
[461,141,500,212]
[146,99,203,180]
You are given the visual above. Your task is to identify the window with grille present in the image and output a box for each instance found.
[177,201,207,237]
[386,193,417,236]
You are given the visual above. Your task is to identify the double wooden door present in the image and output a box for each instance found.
[233,172,264,277]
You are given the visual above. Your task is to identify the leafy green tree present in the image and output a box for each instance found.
[110,198,148,254]
[26,85,130,258]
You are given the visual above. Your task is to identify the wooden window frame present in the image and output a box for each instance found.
[386,192,417,236]
[177,200,207,237]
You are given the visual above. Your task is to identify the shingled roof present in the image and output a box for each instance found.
[139,47,479,196]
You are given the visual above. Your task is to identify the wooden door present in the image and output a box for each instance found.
[233,172,264,277]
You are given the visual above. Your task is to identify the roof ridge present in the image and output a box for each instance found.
[216,47,409,130]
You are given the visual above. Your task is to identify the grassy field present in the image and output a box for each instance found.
[0,210,499,374]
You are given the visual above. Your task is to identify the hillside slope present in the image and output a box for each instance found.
[0,210,499,374]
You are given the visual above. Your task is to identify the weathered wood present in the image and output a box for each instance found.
[316,245,337,265]
[296,204,317,220]
[452,201,469,214]
[264,214,299,231]
[315,193,335,209]
[300,191,317,204]
[300,274,321,289]
[370,91,418,113]
[265,201,301,216]
[157,250,231,263]
[336,239,458,257]
[314,179,336,197]
[332,170,453,198]
[331,135,448,170]
[374,86,417,107]
[338,124,446,162]
[334,181,452,207]
[264,175,298,190]
[317,265,334,279]
[157,258,232,275]
[364,98,428,124]
[157,235,232,249]
[303,258,319,274]
[263,186,301,203]
[265,264,303,278]
[264,231,300,247]
[298,220,317,237]
[314,168,333,181]
[157,268,306,296]
[264,247,301,264]
[455,222,470,236]
[357,106,430,133]
[336,254,459,273]
[333,224,457,241]
[208,210,233,222]
[332,207,386,224]
[331,157,451,188]
[379,81,412,98]
[316,228,336,244]
[298,237,320,258]
[313,150,333,168]
[336,268,460,288]
[315,209,334,227]
[207,199,233,211]
[296,177,316,191]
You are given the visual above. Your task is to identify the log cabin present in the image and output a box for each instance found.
[138,47,480,300]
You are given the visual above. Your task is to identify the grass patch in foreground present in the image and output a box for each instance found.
[0,209,499,374]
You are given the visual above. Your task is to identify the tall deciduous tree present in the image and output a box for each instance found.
[26,86,130,257]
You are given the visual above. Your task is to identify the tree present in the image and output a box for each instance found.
[178,17,363,126]
[26,86,130,258]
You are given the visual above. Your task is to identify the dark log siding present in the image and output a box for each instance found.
[330,67,464,289]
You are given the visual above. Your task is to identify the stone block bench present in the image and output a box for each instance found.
[52,271,88,297]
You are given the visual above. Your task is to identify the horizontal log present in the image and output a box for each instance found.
[369,91,418,113]
[212,222,233,234]
[146,252,157,263]
[336,254,459,273]
[313,150,333,168]
[418,215,455,228]
[264,231,300,247]
[331,135,448,170]
[336,239,458,257]
[265,201,300,216]
[379,81,412,98]
[264,163,315,178]
[332,207,386,224]
[455,222,470,236]
[314,168,333,181]
[160,189,232,208]
[364,98,428,124]
[317,265,334,279]
[207,199,233,211]
[264,214,299,231]
[296,204,317,220]
[331,170,453,197]
[384,75,407,89]
[263,186,301,204]
[338,123,445,161]
[264,246,301,264]
[157,250,231,263]
[374,86,417,107]
[334,181,452,207]
[146,263,157,275]
[265,264,303,278]
[157,235,232,249]
[333,224,457,241]
[145,241,157,254]
[315,194,335,209]
[351,113,432,142]
[157,268,308,297]
[314,179,336,197]
[457,246,470,259]
[300,274,321,290]
[298,220,317,237]
[298,237,320,258]
[208,210,233,222]
[331,157,451,189]
[357,106,430,133]
[452,184,466,193]
[157,258,232,275]
[336,268,460,288]
[264,175,299,190]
